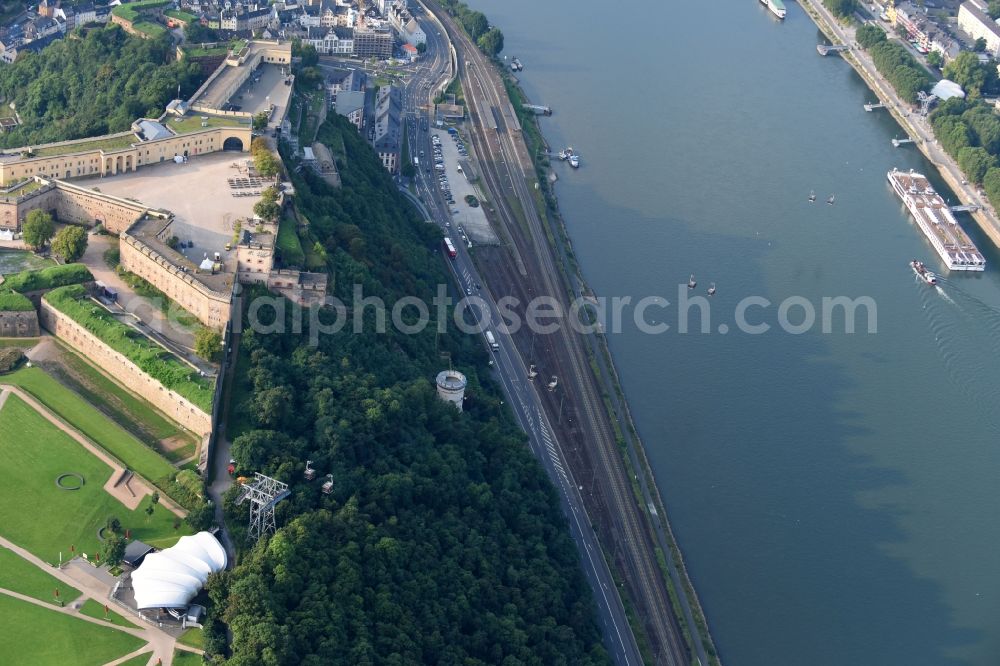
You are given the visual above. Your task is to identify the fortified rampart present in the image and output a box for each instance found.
[0,310,39,337]
[120,231,233,329]
[39,298,212,435]
[0,125,251,186]
[0,178,149,232]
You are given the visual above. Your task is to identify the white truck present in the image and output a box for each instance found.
[485,330,499,351]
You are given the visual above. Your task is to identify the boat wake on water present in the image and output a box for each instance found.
[934,283,955,305]
[919,282,1000,432]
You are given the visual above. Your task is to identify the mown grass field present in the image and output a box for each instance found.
[1,367,178,485]
[0,546,81,604]
[173,649,203,666]
[177,626,205,649]
[0,394,190,563]
[116,652,154,666]
[40,343,198,462]
[79,598,138,628]
[0,594,145,666]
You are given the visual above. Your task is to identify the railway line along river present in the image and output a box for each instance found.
[462,0,1000,663]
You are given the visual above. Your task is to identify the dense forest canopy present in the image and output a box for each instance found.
[0,25,202,147]
[205,116,609,665]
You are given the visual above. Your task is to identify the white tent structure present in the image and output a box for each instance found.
[132,532,227,610]
[931,79,965,101]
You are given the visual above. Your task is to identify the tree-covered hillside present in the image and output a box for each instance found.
[204,116,609,665]
[0,26,202,147]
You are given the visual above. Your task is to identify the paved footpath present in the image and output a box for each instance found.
[0,534,181,665]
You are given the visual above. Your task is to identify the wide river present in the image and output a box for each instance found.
[460,0,1000,663]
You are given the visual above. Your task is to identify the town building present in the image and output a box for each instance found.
[958,0,1000,57]
[325,66,366,98]
[386,0,424,46]
[353,25,393,59]
[334,89,366,131]
[304,24,353,54]
[371,85,401,173]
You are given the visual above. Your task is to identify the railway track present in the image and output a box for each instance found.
[441,17,689,666]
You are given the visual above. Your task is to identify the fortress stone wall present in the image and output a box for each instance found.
[0,125,252,186]
[120,232,232,329]
[0,310,39,337]
[39,298,212,435]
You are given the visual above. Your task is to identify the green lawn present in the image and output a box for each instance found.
[2,366,178,485]
[132,21,167,39]
[3,178,46,196]
[45,342,198,460]
[173,649,204,665]
[168,115,248,135]
[116,652,155,666]
[165,9,198,23]
[0,249,54,274]
[31,134,138,158]
[0,546,81,604]
[184,44,230,58]
[0,337,38,348]
[0,394,190,563]
[276,215,305,267]
[0,594,146,666]
[177,626,205,649]
[78,598,138,628]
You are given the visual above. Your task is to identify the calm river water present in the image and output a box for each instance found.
[461,0,1000,663]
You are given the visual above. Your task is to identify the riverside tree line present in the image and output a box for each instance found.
[856,25,1000,211]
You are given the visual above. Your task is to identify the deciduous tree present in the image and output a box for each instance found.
[22,210,54,250]
[51,225,88,262]
[195,327,223,362]
[102,535,126,567]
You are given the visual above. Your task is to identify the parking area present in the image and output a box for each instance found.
[430,129,497,244]
[230,64,293,126]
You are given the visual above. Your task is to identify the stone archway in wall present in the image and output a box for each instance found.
[222,136,244,152]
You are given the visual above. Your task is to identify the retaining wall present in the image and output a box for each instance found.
[39,298,212,435]
[0,310,39,337]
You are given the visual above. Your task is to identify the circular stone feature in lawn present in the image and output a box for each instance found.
[55,473,85,490]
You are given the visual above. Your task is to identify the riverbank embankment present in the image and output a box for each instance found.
[799,0,1000,248]
[502,70,723,666]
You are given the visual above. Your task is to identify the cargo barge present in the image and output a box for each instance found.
[888,168,986,271]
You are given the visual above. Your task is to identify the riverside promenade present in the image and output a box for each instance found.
[800,0,1000,248]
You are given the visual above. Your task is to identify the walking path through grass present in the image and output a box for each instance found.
[0,591,146,666]
[0,380,186,518]
[108,649,156,666]
[79,597,139,628]
[0,392,188,562]
[2,366,179,485]
[0,535,179,665]
[0,545,81,605]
